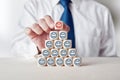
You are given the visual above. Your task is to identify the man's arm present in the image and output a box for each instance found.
[11,0,38,58]
[99,9,117,57]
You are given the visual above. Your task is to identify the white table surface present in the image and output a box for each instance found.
[0,57,120,80]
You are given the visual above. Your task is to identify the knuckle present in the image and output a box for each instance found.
[44,15,51,19]
[32,23,38,27]
[39,18,45,23]
[32,24,39,29]
[44,15,53,24]
[44,27,50,32]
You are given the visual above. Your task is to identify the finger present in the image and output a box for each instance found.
[25,27,38,39]
[31,23,43,35]
[44,15,54,29]
[63,23,70,32]
[38,19,51,33]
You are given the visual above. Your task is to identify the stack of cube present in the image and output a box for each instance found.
[37,21,81,67]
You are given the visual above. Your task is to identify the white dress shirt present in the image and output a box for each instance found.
[12,0,116,58]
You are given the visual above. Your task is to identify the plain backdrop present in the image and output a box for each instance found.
[0,0,120,57]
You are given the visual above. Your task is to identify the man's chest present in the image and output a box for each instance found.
[37,5,102,39]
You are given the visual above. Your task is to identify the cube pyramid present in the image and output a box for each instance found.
[37,21,82,67]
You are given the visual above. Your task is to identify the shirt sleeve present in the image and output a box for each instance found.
[11,0,38,59]
[99,9,117,57]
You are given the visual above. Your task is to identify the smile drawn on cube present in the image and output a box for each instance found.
[38,58,46,65]
[56,58,63,65]
[55,41,62,48]
[43,50,50,56]
[69,50,76,56]
[64,41,71,48]
[51,32,57,38]
[51,49,59,56]
[47,58,54,65]
[56,22,62,28]
[74,58,81,65]
[65,58,72,65]
[60,32,66,39]
[46,41,53,48]
[60,50,67,56]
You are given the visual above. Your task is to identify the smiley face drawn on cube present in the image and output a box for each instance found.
[69,49,77,57]
[38,58,46,66]
[54,40,62,49]
[47,58,55,66]
[65,58,73,66]
[42,49,50,57]
[74,58,81,66]
[59,49,67,57]
[56,58,64,66]
[45,40,53,49]
[55,21,63,30]
[56,22,62,28]
[51,49,59,57]
[50,31,58,40]
[59,31,67,40]
[63,40,72,48]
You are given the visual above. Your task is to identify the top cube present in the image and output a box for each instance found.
[55,21,63,30]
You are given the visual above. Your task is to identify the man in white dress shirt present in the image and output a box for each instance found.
[12,0,116,58]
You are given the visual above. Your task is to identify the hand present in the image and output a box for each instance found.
[25,15,70,52]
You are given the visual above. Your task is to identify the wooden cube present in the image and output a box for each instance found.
[68,48,77,57]
[47,57,55,66]
[73,57,82,67]
[56,57,64,66]
[64,58,73,66]
[45,40,53,49]
[59,31,67,40]
[37,57,47,66]
[41,49,51,57]
[54,40,63,49]
[63,40,72,49]
[49,31,59,40]
[55,21,63,30]
[59,49,68,57]
[51,49,59,57]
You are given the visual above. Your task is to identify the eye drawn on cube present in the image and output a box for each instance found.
[38,57,47,66]
[45,40,53,49]
[59,31,67,40]
[55,21,63,30]
[63,40,72,49]
[59,49,68,57]
[54,40,63,49]
[68,49,77,57]
[64,58,73,66]
[51,49,59,57]
[56,58,64,66]
[73,57,81,66]
[47,58,55,66]
[49,31,59,40]
[42,49,51,57]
